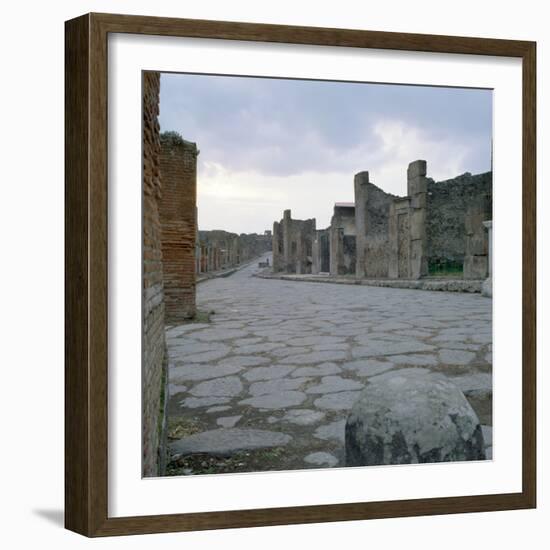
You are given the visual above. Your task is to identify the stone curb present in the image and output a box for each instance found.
[253,272,484,294]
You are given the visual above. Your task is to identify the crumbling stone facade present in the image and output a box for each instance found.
[329,204,356,276]
[272,160,492,281]
[272,210,316,274]
[388,160,429,279]
[142,72,167,477]
[355,172,396,278]
[427,172,492,277]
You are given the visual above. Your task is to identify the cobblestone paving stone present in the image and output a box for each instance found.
[166,254,493,473]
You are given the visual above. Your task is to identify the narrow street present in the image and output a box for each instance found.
[166,254,492,474]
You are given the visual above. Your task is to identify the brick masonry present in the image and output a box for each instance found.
[159,135,199,322]
[142,72,167,477]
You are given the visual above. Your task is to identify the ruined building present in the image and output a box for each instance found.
[197,230,271,274]
[272,160,492,280]
[272,211,316,274]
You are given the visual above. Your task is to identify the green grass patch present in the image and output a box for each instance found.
[428,259,463,277]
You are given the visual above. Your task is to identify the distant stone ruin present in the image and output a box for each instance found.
[272,160,492,280]
[197,230,271,274]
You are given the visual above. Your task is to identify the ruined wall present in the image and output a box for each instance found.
[330,205,355,275]
[364,182,394,278]
[312,229,330,274]
[142,72,166,477]
[272,221,284,272]
[272,210,316,274]
[388,161,429,279]
[463,198,492,279]
[159,133,198,322]
[198,229,271,273]
[388,197,412,278]
[273,162,491,282]
[427,171,492,272]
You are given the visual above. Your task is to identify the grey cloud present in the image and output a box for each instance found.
[158,72,492,179]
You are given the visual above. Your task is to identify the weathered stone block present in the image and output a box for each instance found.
[407,159,427,179]
[345,370,485,466]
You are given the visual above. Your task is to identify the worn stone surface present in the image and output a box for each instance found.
[314,419,346,443]
[304,452,339,467]
[190,376,243,397]
[239,391,307,409]
[216,415,242,428]
[282,409,326,425]
[306,376,363,394]
[243,365,296,381]
[249,377,310,396]
[314,391,362,410]
[291,363,341,377]
[439,349,476,365]
[180,396,231,409]
[170,363,243,382]
[345,370,485,466]
[166,254,492,475]
[170,428,292,457]
[341,359,394,376]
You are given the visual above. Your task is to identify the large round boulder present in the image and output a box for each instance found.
[345,370,485,466]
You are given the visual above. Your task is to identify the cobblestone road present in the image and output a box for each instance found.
[166,254,492,473]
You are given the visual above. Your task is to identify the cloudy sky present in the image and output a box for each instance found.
[159,72,492,234]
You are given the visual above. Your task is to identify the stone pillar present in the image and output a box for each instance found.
[283,209,292,273]
[388,197,411,279]
[195,242,201,274]
[330,225,344,276]
[354,171,369,278]
[388,202,398,279]
[296,230,303,275]
[312,232,320,275]
[272,221,280,271]
[407,160,428,279]
[463,201,490,279]
[159,135,199,322]
[482,221,492,297]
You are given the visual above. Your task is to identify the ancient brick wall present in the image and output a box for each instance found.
[142,72,166,477]
[159,134,198,322]
[427,171,492,271]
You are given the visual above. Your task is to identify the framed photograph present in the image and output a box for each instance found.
[65,13,536,537]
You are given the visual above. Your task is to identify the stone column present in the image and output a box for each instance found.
[388,201,398,278]
[312,232,320,275]
[283,209,292,273]
[330,225,344,276]
[296,233,303,275]
[407,160,428,279]
[354,171,369,278]
[482,221,492,297]
[272,221,280,271]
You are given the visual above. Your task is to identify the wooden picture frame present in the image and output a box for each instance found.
[65,12,536,537]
